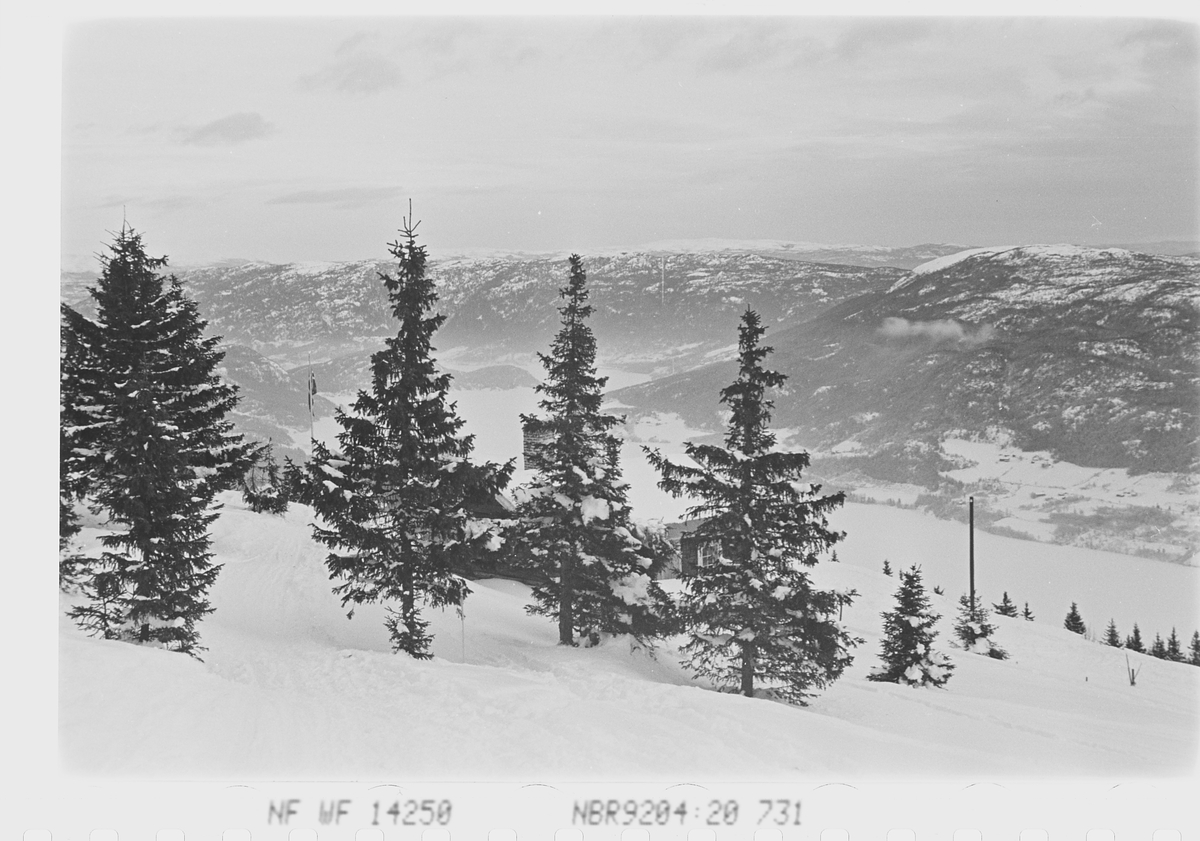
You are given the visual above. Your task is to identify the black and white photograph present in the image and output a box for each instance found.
[29,5,1200,799]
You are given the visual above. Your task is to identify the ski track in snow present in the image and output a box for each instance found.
[60,492,1199,779]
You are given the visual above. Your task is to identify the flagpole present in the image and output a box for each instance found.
[308,353,314,458]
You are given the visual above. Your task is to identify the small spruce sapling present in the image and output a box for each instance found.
[881,559,893,577]
[1063,602,1087,636]
[866,565,953,688]
[1150,633,1167,659]
[952,594,1007,659]
[1188,631,1200,666]
[241,441,287,515]
[1125,623,1145,653]
[1166,627,1183,662]
[1103,619,1122,648]
[992,591,1018,617]
[1022,602,1034,621]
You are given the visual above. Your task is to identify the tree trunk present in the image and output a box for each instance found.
[559,552,575,645]
[740,639,755,697]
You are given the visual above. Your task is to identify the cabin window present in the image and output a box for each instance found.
[697,540,720,567]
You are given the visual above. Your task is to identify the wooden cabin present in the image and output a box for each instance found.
[661,518,721,578]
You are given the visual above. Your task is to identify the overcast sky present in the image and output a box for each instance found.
[59,14,1198,270]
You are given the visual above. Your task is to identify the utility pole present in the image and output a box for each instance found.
[969,496,975,608]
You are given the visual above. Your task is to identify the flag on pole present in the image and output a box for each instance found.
[307,371,317,413]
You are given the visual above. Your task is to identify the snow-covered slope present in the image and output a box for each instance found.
[59,492,1199,779]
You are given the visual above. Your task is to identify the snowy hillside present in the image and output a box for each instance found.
[59,490,1199,778]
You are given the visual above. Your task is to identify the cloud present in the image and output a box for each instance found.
[879,317,995,346]
[299,52,401,94]
[267,186,404,209]
[182,112,274,146]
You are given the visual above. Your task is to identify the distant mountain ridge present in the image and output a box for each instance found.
[611,245,1199,476]
[108,252,905,375]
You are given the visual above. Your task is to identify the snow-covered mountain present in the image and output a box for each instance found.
[611,245,1199,477]
[61,243,1197,491]
[120,253,902,374]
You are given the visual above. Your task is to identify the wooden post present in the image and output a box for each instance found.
[969,496,975,608]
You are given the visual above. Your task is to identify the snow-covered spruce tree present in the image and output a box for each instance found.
[646,309,860,704]
[866,565,953,688]
[510,254,672,647]
[1150,633,1167,659]
[306,210,513,659]
[1103,619,1122,648]
[1063,602,1087,636]
[1189,631,1200,666]
[59,322,92,585]
[1125,623,1145,653]
[952,594,1007,659]
[60,225,254,655]
[992,591,1018,618]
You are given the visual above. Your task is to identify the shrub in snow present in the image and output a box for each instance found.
[1125,623,1145,653]
[305,209,514,659]
[646,309,860,704]
[867,565,953,688]
[509,255,673,647]
[1063,602,1087,636]
[952,594,1008,660]
[60,225,255,656]
[992,591,1019,618]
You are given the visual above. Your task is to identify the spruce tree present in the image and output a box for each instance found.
[647,309,860,704]
[1188,631,1200,666]
[867,565,953,688]
[510,254,671,646]
[952,594,1007,659]
[1103,619,1122,648]
[60,225,253,655]
[306,209,513,658]
[881,559,893,577]
[1125,623,1145,653]
[992,591,1018,618]
[241,440,288,514]
[1021,601,1034,621]
[1063,602,1087,635]
[1166,627,1183,661]
[1150,633,1167,659]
